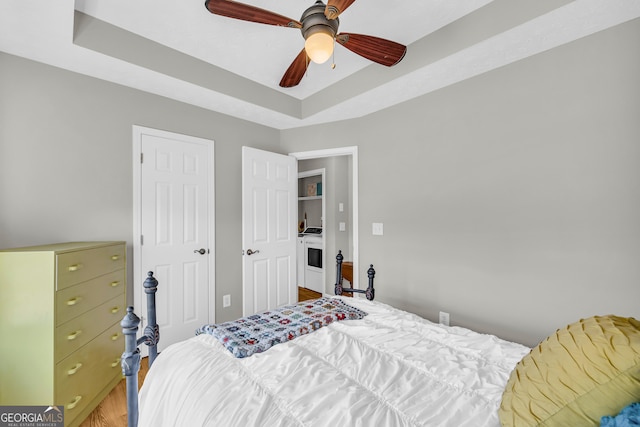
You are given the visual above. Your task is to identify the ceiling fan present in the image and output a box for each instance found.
[204,0,407,87]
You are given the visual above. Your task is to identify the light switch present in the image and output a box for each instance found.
[339,222,346,231]
[339,203,344,212]
[372,222,384,236]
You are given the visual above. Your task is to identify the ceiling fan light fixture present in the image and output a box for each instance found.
[206,0,406,87]
[300,1,339,65]
[304,30,334,64]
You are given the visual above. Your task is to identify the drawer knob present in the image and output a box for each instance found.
[67,330,82,341]
[110,281,120,287]
[111,332,121,341]
[66,297,81,306]
[68,264,82,272]
[67,395,82,410]
[67,363,83,376]
[111,255,120,261]
[110,306,120,314]
[111,359,120,368]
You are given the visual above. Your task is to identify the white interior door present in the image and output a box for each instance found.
[134,126,214,351]
[242,147,297,315]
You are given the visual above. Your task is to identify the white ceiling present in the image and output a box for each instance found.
[1,0,639,129]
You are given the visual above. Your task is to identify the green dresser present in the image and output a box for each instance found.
[0,241,126,427]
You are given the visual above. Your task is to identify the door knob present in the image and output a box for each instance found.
[194,248,206,255]
[246,249,260,255]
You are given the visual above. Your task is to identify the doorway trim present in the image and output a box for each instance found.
[289,146,359,291]
[132,125,216,332]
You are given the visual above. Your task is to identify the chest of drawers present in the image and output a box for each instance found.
[0,241,126,427]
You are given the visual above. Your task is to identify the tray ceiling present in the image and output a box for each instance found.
[1,0,639,129]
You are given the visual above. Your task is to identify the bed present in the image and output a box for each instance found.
[121,253,640,427]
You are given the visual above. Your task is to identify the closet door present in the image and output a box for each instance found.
[135,126,214,351]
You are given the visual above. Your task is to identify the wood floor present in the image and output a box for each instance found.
[298,286,321,301]
[79,287,321,426]
[79,357,148,427]
[298,286,351,300]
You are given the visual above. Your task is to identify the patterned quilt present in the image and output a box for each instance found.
[196,297,368,358]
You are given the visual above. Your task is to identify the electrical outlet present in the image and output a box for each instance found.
[339,222,346,231]
[372,222,384,235]
[439,311,450,326]
[223,294,231,308]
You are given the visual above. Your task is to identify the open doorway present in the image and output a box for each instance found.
[290,147,359,296]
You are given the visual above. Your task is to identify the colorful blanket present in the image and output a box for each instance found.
[196,297,368,358]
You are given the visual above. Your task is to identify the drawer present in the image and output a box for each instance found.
[56,269,125,326]
[56,244,125,290]
[55,294,125,361]
[55,322,124,425]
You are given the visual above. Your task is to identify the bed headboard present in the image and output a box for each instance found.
[334,250,375,300]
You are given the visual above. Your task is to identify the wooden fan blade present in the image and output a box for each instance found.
[205,0,301,28]
[325,0,357,20]
[280,49,309,88]
[336,33,406,66]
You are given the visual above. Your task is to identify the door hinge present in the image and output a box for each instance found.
[140,235,144,245]
[140,153,144,163]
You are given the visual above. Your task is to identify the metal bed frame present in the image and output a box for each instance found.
[120,252,375,427]
[334,250,375,301]
[120,272,159,427]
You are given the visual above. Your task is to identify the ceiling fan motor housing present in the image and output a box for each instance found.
[301,1,339,41]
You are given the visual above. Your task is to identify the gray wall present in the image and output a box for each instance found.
[281,19,640,346]
[0,53,281,321]
[1,18,639,347]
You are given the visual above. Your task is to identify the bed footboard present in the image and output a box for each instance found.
[120,272,160,427]
[121,256,371,427]
[334,250,375,300]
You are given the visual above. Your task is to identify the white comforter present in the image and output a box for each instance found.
[138,297,529,427]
